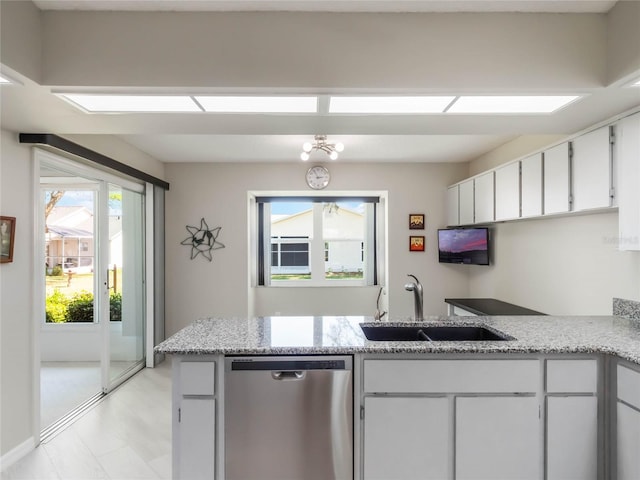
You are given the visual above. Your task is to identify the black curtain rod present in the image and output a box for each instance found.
[19,133,170,190]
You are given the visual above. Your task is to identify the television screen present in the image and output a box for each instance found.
[438,228,490,265]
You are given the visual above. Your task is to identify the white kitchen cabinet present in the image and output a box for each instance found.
[544,142,571,215]
[447,185,459,226]
[456,396,540,480]
[546,396,598,480]
[545,359,598,479]
[495,162,520,221]
[474,171,495,223]
[617,401,640,479]
[179,398,216,480]
[572,126,612,211]
[521,153,543,217]
[618,363,640,479]
[174,359,217,480]
[459,179,474,225]
[616,112,640,251]
[363,396,450,480]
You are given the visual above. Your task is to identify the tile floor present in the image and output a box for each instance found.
[2,360,172,480]
[40,362,101,429]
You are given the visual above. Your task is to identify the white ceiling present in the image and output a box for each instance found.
[3,0,639,164]
[32,0,619,13]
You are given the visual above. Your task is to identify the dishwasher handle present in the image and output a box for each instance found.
[271,371,306,381]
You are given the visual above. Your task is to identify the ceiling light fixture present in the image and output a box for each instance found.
[58,94,201,112]
[195,96,318,113]
[446,95,581,114]
[329,96,455,113]
[0,74,11,84]
[300,135,344,161]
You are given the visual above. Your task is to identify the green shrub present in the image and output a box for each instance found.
[48,265,63,276]
[67,291,94,322]
[110,292,122,322]
[45,290,69,323]
[45,291,124,323]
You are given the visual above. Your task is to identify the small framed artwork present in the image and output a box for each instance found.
[409,235,425,252]
[409,214,425,230]
[1,216,16,264]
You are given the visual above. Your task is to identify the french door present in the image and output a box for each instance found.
[39,152,146,432]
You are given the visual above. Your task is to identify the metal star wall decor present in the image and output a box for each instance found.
[181,218,225,261]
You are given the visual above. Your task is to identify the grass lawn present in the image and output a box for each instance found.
[46,269,123,296]
[271,271,363,281]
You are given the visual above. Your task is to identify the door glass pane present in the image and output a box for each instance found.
[44,189,97,322]
[41,174,101,430]
[323,201,365,280]
[108,185,145,384]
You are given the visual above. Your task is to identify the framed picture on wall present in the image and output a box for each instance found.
[409,235,425,252]
[1,216,16,263]
[409,214,425,230]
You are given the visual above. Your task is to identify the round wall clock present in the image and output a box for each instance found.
[305,165,331,190]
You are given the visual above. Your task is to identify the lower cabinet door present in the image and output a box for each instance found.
[363,396,450,480]
[618,401,640,480]
[179,398,215,480]
[456,396,540,480]
[547,396,597,480]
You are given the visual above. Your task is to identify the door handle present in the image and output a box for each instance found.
[271,371,306,381]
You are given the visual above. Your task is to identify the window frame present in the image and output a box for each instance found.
[254,194,383,287]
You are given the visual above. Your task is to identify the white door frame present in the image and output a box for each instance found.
[32,148,153,443]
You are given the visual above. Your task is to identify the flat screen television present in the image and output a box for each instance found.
[438,227,490,265]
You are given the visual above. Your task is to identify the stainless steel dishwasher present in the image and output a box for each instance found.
[224,355,353,480]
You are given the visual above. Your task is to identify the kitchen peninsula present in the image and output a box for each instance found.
[157,314,640,480]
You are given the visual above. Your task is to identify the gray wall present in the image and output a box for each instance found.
[164,161,470,335]
[468,212,640,315]
[0,129,35,457]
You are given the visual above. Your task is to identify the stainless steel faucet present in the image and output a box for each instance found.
[404,274,424,321]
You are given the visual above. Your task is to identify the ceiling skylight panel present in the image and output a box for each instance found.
[194,96,318,113]
[329,96,455,113]
[447,95,581,114]
[58,94,202,112]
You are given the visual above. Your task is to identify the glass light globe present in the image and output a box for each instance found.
[335,142,345,152]
[300,151,310,161]
[329,151,339,161]
[302,142,313,153]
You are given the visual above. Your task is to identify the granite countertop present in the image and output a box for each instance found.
[445,298,546,315]
[155,314,640,365]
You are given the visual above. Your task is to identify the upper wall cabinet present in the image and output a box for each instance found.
[543,142,571,215]
[521,153,543,218]
[447,185,460,226]
[445,112,634,229]
[495,162,520,221]
[572,126,613,211]
[474,172,495,224]
[617,113,640,251]
[459,179,475,225]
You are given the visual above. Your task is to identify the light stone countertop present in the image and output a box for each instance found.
[155,314,640,365]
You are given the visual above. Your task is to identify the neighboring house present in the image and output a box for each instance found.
[46,206,123,273]
[270,205,364,275]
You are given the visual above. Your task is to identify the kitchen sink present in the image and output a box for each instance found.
[360,325,511,342]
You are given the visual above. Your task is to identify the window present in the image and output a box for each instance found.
[256,196,383,286]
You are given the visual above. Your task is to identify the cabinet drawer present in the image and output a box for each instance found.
[618,364,640,409]
[546,359,598,393]
[180,361,216,396]
[364,360,539,393]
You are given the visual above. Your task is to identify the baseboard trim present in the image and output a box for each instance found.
[0,437,36,472]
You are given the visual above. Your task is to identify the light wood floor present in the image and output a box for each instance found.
[2,359,172,480]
